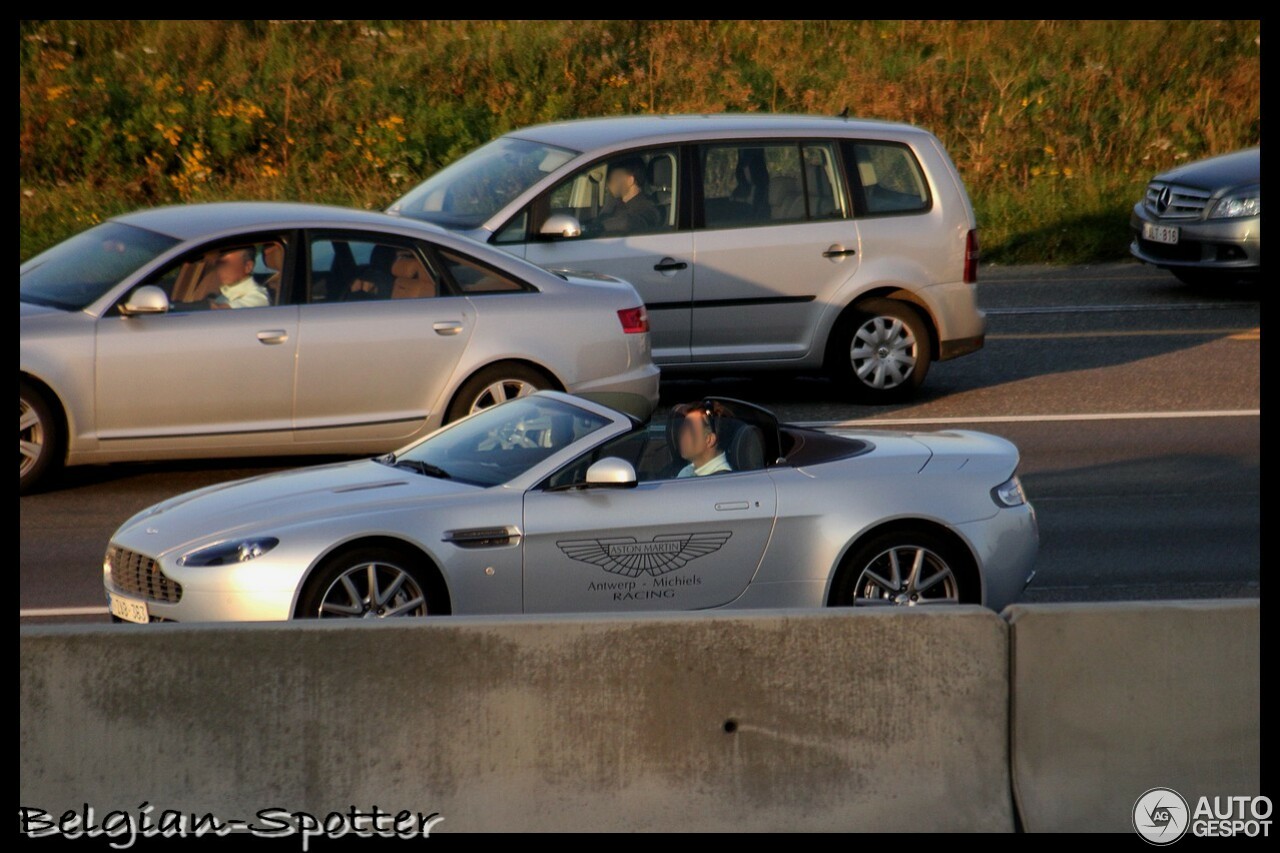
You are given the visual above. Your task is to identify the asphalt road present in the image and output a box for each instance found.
[20,262,1260,622]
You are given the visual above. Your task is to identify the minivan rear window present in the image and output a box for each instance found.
[848,141,931,214]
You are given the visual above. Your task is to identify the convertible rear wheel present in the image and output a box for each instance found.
[445,362,554,423]
[832,530,975,606]
[296,546,432,619]
[20,380,62,496]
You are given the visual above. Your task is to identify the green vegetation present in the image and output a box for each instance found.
[20,20,1259,263]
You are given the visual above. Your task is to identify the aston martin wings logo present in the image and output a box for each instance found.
[557,532,733,577]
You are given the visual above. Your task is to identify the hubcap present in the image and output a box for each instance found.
[20,398,44,478]
[850,316,917,390]
[470,379,538,414]
[853,545,959,605]
[317,562,427,618]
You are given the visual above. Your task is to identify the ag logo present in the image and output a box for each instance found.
[1133,787,1189,845]
[558,532,731,577]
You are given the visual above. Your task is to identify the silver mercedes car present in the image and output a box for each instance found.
[1130,146,1260,285]
[20,202,658,493]
[102,391,1038,623]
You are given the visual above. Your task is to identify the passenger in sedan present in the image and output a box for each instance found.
[599,158,663,235]
[209,247,270,309]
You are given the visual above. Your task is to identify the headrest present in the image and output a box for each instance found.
[857,159,877,187]
[391,254,424,279]
[647,156,673,188]
[727,424,765,471]
[262,242,284,271]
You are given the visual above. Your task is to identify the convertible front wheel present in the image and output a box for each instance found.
[831,530,976,606]
[296,546,433,619]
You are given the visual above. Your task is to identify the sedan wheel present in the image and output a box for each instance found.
[20,380,62,495]
[297,547,432,619]
[830,298,932,402]
[831,529,975,606]
[469,378,539,414]
[445,362,555,423]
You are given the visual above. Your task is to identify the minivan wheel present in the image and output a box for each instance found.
[20,380,62,495]
[830,298,932,402]
[445,363,555,423]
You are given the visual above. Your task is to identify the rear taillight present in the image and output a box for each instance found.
[964,229,980,283]
[617,306,649,334]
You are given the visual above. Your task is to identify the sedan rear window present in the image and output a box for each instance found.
[20,222,179,311]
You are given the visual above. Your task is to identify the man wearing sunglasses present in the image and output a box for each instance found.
[674,401,733,478]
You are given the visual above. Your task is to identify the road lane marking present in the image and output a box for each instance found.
[985,303,1255,315]
[21,606,108,617]
[798,409,1260,428]
[1230,328,1261,340]
[988,328,1255,340]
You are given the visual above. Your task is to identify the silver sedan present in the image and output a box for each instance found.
[102,392,1038,623]
[20,202,658,493]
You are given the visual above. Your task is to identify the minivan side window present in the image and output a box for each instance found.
[523,147,679,240]
[699,141,847,229]
[849,141,931,215]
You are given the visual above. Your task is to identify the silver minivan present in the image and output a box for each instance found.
[389,115,984,400]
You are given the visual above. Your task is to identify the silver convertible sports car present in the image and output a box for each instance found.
[103,392,1038,623]
[21,202,658,493]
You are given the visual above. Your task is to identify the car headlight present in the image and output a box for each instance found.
[991,475,1027,508]
[1210,193,1260,219]
[178,537,279,567]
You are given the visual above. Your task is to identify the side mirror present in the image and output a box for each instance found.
[584,457,637,488]
[119,285,171,316]
[538,214,583,240]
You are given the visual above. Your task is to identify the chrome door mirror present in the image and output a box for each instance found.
[584,457,637,488]
[538,214,583,239]
[119,285,171,316]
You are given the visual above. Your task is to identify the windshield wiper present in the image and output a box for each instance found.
[392,458,452,480]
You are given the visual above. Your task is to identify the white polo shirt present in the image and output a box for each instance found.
[219,276,270,308]
[677,452,732,478]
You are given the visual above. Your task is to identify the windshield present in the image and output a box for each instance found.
[21,221,179,311]
[388,137,578,230]
[386,396,612,487]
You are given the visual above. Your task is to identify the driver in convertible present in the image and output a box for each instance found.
[674,401,732,477]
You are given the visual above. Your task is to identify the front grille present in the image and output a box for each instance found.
[1144,182,1212,219]
[107,545,183,603]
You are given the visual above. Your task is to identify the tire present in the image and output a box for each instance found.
[829,298,932,402]
[20,379,63,496]
[830,528,977,607]
[445,362,555,423]
[295,545,434,620]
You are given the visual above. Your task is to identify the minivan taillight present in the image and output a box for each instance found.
[964,229,980,283]
[617,306,649,334]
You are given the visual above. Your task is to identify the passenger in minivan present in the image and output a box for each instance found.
[598,158,663,235]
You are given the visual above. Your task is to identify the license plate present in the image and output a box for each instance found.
[1143,222,1180,245]
[109,593,149,624]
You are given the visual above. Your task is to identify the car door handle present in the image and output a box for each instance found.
[822,246,857,258]
[433,321,464,336]
[715,501,750,511]
[653,258,688,272]
[256,330,289,345]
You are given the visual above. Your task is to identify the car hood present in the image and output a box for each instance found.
[115,458,481,557]
[20,300,66,319]
[1154,147,1259,191]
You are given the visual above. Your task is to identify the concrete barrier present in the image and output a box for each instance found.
[1007,599,1260,833]
[21,608,1012,832]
